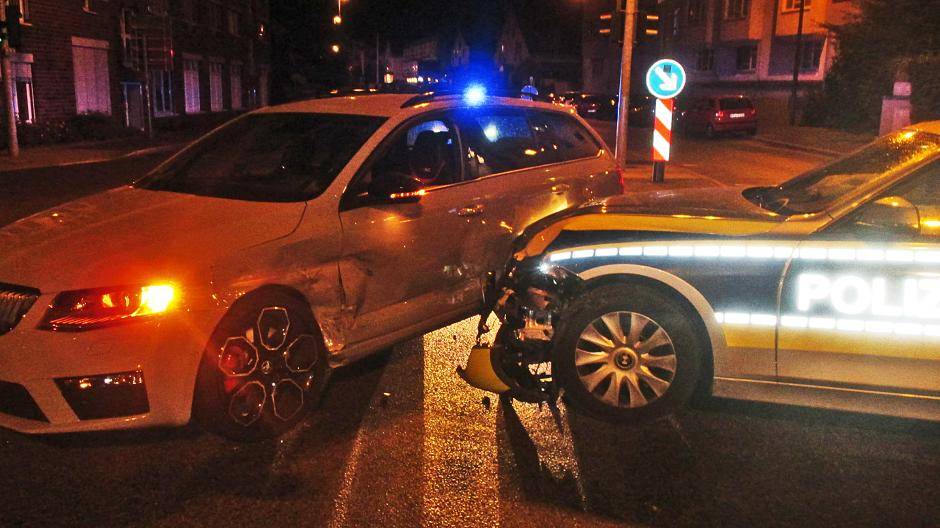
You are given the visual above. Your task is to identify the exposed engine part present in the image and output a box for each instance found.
[514,309,554,342]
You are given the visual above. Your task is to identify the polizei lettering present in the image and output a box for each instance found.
[797,273,940,320]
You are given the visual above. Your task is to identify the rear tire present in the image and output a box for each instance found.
[193,292,330,441]
[553,283,704,424]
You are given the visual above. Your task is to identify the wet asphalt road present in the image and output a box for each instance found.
[1,136,938,527]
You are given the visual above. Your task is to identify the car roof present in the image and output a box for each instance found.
[256,93,573,118]
[907,120,940,135]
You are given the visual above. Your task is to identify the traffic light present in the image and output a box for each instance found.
[597,2,626,44]
[637,10,660,43]
[3,3,22,49]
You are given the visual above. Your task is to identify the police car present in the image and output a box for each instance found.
[460,123,940,423]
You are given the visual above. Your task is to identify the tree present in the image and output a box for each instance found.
[816,0,940,131]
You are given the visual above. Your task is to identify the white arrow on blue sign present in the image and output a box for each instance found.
[645,59,687,100]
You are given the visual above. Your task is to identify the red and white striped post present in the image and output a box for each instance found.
[651,97,674,182]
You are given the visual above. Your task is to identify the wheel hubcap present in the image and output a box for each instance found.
[217,306,321,427]
[574,311,677,409]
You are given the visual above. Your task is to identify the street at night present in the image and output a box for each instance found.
[2,135,938,527]
[2,0,940,527]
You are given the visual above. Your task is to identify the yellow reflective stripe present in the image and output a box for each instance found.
[517,214,776,258]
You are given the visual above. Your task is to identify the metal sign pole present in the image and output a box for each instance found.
[614,0,638,166]
[645,59,686,184]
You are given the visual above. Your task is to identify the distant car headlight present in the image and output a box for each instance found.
[39,284,177,331]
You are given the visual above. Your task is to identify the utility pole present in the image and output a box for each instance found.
[1,0,19,158]
[788,0,806,126]
[615,0,638,166]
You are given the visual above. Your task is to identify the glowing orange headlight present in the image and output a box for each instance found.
[40,283,177,331]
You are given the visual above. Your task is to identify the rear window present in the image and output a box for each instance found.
[139,113,385,202]
[534,111,603,161]
[460,109,554,177]
[719,97,754,110]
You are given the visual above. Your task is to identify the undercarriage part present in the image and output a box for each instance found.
[490,326,555,403]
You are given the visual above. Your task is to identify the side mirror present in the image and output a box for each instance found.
[854,196,920,236]
[367,171,425,204]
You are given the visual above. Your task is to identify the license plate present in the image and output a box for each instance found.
[730,112,746,118]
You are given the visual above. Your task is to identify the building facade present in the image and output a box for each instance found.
[658,0,857,121]
[5,0,270,130]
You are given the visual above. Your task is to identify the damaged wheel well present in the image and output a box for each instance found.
[579,273,715,400]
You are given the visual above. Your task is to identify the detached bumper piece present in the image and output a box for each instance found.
[457,345,511,394]
[0,380,48,422]
[55,370,149,420]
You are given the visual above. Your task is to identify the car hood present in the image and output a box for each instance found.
[0,186,306,293]
[514,185,784,258]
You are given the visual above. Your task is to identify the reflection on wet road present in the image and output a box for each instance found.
[3,317,937,527]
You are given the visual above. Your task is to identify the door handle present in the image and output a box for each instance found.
[551,183,571,194]
[456,204,485,217]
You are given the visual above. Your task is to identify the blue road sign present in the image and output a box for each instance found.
[645,59,687,100]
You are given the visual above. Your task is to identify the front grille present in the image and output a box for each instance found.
[0,282,40,336]
[0,380,48,422]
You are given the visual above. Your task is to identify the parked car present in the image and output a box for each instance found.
[679,95,758,137]
[0,89,622,440]
[460,123,940,424]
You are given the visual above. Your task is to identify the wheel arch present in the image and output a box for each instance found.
[575,264,727,393]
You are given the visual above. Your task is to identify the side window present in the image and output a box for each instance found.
[534,111,602,161]
[353,117,461,197]
[834,162,940,240]
[458,108,553,180]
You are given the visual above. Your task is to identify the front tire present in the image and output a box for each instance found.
[193,292,330,441]
[553,283,704,424]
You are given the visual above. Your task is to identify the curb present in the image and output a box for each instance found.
[752,137,841,157]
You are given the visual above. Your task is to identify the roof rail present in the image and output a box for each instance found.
[400,89,553,108]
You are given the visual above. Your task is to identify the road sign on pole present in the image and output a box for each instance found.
[645,59,686,100]
[645,59,686,183]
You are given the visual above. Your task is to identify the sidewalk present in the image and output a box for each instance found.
[620,162,722,193]
[753,124,874,157]
[0,133,193,173]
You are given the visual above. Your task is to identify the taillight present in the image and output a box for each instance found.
[714,111,726,119]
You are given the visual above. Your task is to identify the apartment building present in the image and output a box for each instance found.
[5,0,270,130]
[659,0,857,119]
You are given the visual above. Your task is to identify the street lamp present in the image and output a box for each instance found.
[333,14,342,25]
[331,43,341,54]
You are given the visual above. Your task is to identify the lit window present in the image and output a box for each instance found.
[72,39,111,115]
[8,61,35,123]
[184,59,200,113]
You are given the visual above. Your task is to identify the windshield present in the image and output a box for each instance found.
[138,113,386,202]
[745,130,940,216]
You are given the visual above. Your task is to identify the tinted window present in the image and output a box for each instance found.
[459,108,554,179]
[534,111,602,161]
[719,97,753,110]
[140,113,385,202]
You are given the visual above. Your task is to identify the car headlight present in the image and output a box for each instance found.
[39,284,177,331]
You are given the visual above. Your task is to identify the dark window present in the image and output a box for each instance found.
[696,49,714,71]
[366,118,461,189]
[688,0,705,24]
[725,0,750,19]
[533,111,602,162]
[140,113,385,202]
[799,40,824,71]
[459,108,552,179]
[736,45,758,71]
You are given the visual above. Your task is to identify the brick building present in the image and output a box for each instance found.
[6,0,270,129]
